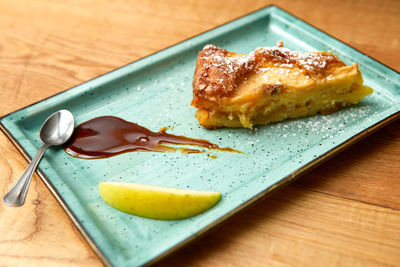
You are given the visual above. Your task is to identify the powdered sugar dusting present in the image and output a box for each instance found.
[201,44,339,74]
[193,43,343,100]
[200,45,256,77]
[251,46,337,72]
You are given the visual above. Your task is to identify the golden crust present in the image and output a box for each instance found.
[191,44,373,129]
[192,45,256,102]
[192,44,344,105]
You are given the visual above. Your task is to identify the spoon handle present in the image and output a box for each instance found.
[3,144,50,206]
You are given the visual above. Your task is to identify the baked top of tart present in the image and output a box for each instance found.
[191,43,373,129]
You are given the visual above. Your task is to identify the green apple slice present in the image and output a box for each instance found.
[99,182,221,220]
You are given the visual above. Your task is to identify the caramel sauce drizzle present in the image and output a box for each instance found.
[64,116,239,159]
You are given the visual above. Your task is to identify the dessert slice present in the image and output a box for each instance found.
[191,43,373,129]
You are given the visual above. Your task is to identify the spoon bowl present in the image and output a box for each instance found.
[40,110,75,145]
[3,110,75,206]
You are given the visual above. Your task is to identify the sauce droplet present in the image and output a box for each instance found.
[64,116,239,159]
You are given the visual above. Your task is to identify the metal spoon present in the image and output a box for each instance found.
[3,110,75,206]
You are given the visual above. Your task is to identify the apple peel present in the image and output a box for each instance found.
[99,182,221,220]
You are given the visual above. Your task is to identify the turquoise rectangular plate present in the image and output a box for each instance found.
[1,5,399,266]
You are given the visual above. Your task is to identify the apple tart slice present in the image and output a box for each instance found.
[191,43,373,129]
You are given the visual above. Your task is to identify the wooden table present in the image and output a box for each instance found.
[1,0,399,266]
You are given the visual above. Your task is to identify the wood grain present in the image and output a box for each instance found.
[0,0,399,266]
[157,186,400,266]
[293,119,400,210]
[0,133,101,267]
